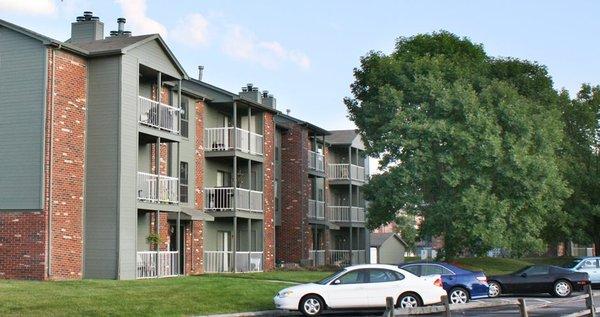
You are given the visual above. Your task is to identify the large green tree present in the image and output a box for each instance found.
[559,85,600,254]
[346,31,570,258]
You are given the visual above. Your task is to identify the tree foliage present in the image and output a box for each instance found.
[346,31,570,258]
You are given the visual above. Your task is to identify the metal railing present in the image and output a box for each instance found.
[309,250,326,266]
[328,206,365,222]
[204,127,263,155]
[136,251,179,278]
[137,172,179,204]
[330,249,367,266]
[204,251,263,273]
[308,150,325,172]
[138,96,181,134]
[328,163,366,181]
[308,199,325,220]
[204,187,263,212]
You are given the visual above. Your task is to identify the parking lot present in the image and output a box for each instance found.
[276,292,599,316]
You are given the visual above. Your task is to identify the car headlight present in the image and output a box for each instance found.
[278,290,294,298]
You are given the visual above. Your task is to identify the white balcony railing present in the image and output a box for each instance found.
[330,250,367,266]
[327,206,365,222]
[328,163,366,182]
[204,127,263,155]
[309,250,326,266]
[308,199,325,220]
[204,251,263,273]
[204,187,263,212]
[308,150,325,172]
[138,96,181,134]
[136,251,179,278]
[137,172,179,204]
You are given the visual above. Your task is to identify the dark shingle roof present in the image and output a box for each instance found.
[70,34,155,54]
[327,129,358,145]
[370,233,408,247]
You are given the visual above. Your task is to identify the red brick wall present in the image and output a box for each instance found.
[0,212,46,279]
[262,112,276,270]
[48,50,87,279]
[184,220,203,274]
[149,212,170,251]
[276,123,311,264]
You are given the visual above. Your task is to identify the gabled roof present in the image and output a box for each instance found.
[0,18,87,55]
[370,233,408,247]
[275,113,329,135]
[327,129,358,145]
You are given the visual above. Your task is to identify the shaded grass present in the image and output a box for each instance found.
[0,272,326,317]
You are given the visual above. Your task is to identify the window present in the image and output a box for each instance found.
[179,162,189,203]
[217,171,232,187]
[181,99,189,138]
[337,269,367,284]
[368,269,402,283]
[421,265,453,276]
[403,265,420,276]
[525,266,550,276]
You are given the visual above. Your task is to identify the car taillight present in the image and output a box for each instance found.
[434,278,443,288]
[477,276,488,284]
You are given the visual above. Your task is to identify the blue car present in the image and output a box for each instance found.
[400,262,489,303]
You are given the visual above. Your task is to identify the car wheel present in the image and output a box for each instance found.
[553,280,572,298]
[488,281,501,298]
[299,295,324,316]
[397,293,422,308]
[449,287,469,304]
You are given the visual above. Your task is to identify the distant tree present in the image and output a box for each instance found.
[346,31,569,258]
[559,85,600,254]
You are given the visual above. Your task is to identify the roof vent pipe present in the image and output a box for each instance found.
[286,109,291,115]
[117,18,126,32]
[198,66,204,81]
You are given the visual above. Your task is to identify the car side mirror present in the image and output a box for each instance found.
[333,279,341,285]
[520,273,527,278]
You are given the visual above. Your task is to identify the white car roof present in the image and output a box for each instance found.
[344,264,400,270]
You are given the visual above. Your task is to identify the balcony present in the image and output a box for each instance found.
[328,206,365,223]
[138,96,181,134]
[308,150,325,172]
[205,127,264,155]
[328,164,366,182]
[308,199,325,220]
[137,172,179,204]
[204,187,263,212]
[204,251,263,273]
[136,251,179,278]
[331,250,367,266]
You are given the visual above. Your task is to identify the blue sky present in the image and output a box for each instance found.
[1,0,599,130]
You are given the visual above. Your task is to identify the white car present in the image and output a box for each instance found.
[274,264,446,316]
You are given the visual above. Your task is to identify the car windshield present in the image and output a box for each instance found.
[562,259,582,269]
[316,269,346,285]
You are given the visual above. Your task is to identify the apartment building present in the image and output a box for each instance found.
[274,116,371,267]
[0,12,369,280]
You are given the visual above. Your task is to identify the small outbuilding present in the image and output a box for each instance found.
[369,233,408,264]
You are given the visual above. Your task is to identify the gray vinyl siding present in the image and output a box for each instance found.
[0,26,46,210]
[178,95,196,208]
[84,56,121,279]
[128,40,180,79]
[378,238,405,264]
[118,53,141,280]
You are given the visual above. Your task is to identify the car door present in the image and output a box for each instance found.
[520,266,552,293]
[365,269,405,307]
[325,269,369,309]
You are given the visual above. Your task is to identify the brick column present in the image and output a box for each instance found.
[263,112,276,271]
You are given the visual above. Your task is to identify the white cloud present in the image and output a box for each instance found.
[221,24,311,70]
[114,0,167,37]
[0,0,55,15]
[172,13,210,46]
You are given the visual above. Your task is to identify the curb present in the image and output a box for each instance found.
[196,310,290,317]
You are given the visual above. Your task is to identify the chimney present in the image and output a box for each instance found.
[70,11,104,43]
[198,66,204,81]
[261,90,276,109]
[239,83,263,104]
[110,18,132,37]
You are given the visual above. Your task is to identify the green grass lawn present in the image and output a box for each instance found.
[0,271,331,317]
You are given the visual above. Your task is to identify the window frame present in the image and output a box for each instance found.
[179,161,189,203]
